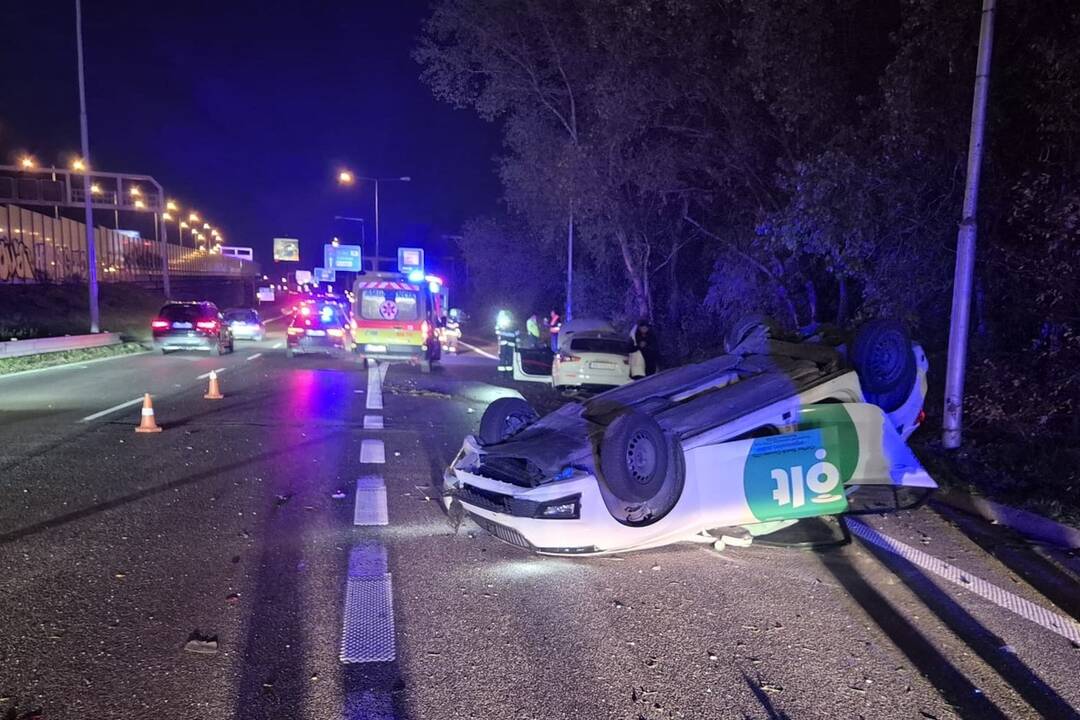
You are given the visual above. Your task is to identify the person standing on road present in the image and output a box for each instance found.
[546,309,561,351]
[495,309,518,374]
[633,321,661,376]
[526,313,541,348]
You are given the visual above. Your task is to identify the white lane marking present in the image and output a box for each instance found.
[196,367,226,380]
[0,350,152,382]
[363,414,384,430]
[246,352,263,361]
[354,475,389,526]
[340,543,395,663]
[458,340,499,360]
[272,342,283,349]
[360,439,385,464]
[365,363,383,410]
[79,395,145,422]
[849,519,1080,645]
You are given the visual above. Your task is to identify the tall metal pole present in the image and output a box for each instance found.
[565,203,574,322]
[373,179,380,271]
[157,211,171,298]
[75,0,99,333]
[943,0,996,449]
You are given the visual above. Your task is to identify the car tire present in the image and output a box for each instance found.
[285,347,294,359]
[599,410,670,504]
[851,320,916,396]
[478,397,538,445]
[210,342,222,357]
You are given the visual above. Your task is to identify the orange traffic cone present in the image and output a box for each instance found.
[204,370,224,400]
[135,393,162,433]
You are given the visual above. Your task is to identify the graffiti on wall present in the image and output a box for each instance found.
[0,232,37,282]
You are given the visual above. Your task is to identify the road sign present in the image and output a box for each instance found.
[314,267,336,282]
[257,286,275,302]
[273,238,300,262]
[221,246,253,261]
[398,247,423,274]
[325,243,362,271]
[295,270,313,285]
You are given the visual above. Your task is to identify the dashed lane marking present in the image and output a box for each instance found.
[272,342,283,349]
[340,543,395,663]
[360,439,385,464]
[458,340,499,360]
[849,519,1080,645]
[79,396,145,422]
[363,415,383,430]
[365,362,384,410]
[246,352,263,361]
[354,475,389,526]
[196,367,226,380]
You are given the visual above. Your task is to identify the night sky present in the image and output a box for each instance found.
[0,0,501,268]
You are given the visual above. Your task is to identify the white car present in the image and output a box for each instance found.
[512,319,634,393]
[223,308,266,341]
[444,320,934,556]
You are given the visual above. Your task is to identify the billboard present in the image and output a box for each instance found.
[294,270,313,285]
[313,267,336,282]
[324,243,362,272]
[221,246,253,261]
[398,247,424,274]
[273,237,300,262]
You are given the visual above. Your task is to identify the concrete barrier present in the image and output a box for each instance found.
[0,332,121,359]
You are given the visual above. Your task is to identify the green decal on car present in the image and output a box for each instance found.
[743,405,859,522]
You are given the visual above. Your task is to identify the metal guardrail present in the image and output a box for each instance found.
[0,332,120,359]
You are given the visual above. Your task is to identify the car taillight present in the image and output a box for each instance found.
[300,305,311,317]
[916,409,926,425]
[151,319,169,329]
[196,321,218,330]
[327,328,344,337]
[558,352,581,362]
[287,327,304,335]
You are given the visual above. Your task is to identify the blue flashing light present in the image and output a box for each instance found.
[319,305,335,322]
[408,269,425,282]
[428,281,440,293]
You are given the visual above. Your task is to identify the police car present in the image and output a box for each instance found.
[442,320,935,556]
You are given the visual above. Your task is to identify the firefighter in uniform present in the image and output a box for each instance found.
[495,309,518,373]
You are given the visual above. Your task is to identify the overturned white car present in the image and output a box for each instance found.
[443,320,935,556]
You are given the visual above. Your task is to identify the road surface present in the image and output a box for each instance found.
[0,324,1078,719]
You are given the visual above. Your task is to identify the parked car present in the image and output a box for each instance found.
[223,308,265,341]
[285,302,354,358]
[443,319,933,556]
[152,301,235,355]
[513,319,635,393]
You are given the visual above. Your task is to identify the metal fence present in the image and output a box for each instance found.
[0,205,258,284]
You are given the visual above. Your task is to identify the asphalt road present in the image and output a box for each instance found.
[0,325,1078,719]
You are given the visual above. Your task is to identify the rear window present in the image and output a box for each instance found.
[290,303,344,328]
[160,304,212,321]
[359,289,419,321]
[224,309,258,323]
[570,337,635,355]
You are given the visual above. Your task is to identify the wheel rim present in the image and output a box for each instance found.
[625,431,658,485]
[869,335,904,382]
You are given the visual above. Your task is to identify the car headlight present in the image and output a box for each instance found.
[534,495,580,519]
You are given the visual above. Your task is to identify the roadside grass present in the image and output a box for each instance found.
[0,283,165,343]
[0,342,149,376]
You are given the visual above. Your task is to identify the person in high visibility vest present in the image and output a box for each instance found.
[526,313,541,347]
[495,309,518,373]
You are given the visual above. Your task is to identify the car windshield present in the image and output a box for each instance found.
[160,304,209,322]
[359,289,420,321]
[224,310,258,323]
[570,336,635,355]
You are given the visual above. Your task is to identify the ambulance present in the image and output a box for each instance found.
[350,271,444,371]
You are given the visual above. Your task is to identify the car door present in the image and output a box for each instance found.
[513,346,554,383]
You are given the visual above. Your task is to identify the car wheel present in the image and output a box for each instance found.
[478,397,538,445]
[210,342,222,357]
[851,320,916,396]
[599,411,670,503]
[285,347,294,358]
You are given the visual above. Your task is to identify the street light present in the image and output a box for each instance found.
[189,212,200,223]
[71,157,87,172]
[129,185,142,198]
[336,169,411,270]
[90,183,102,195]
[166,200,178,212]
[20,156,35,169]
[134,199,146,209]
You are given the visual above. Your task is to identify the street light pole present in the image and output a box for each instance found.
[75,0,99,333]
[337,172,409,273]
[374,179,380,268]
[942,0,997,449]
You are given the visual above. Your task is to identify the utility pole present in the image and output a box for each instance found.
[943,0,997,449]
[75,0,99,333]
[566,204,574,323]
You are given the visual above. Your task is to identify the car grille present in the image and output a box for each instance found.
[476,456,545,488]
[470,513,534,551]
